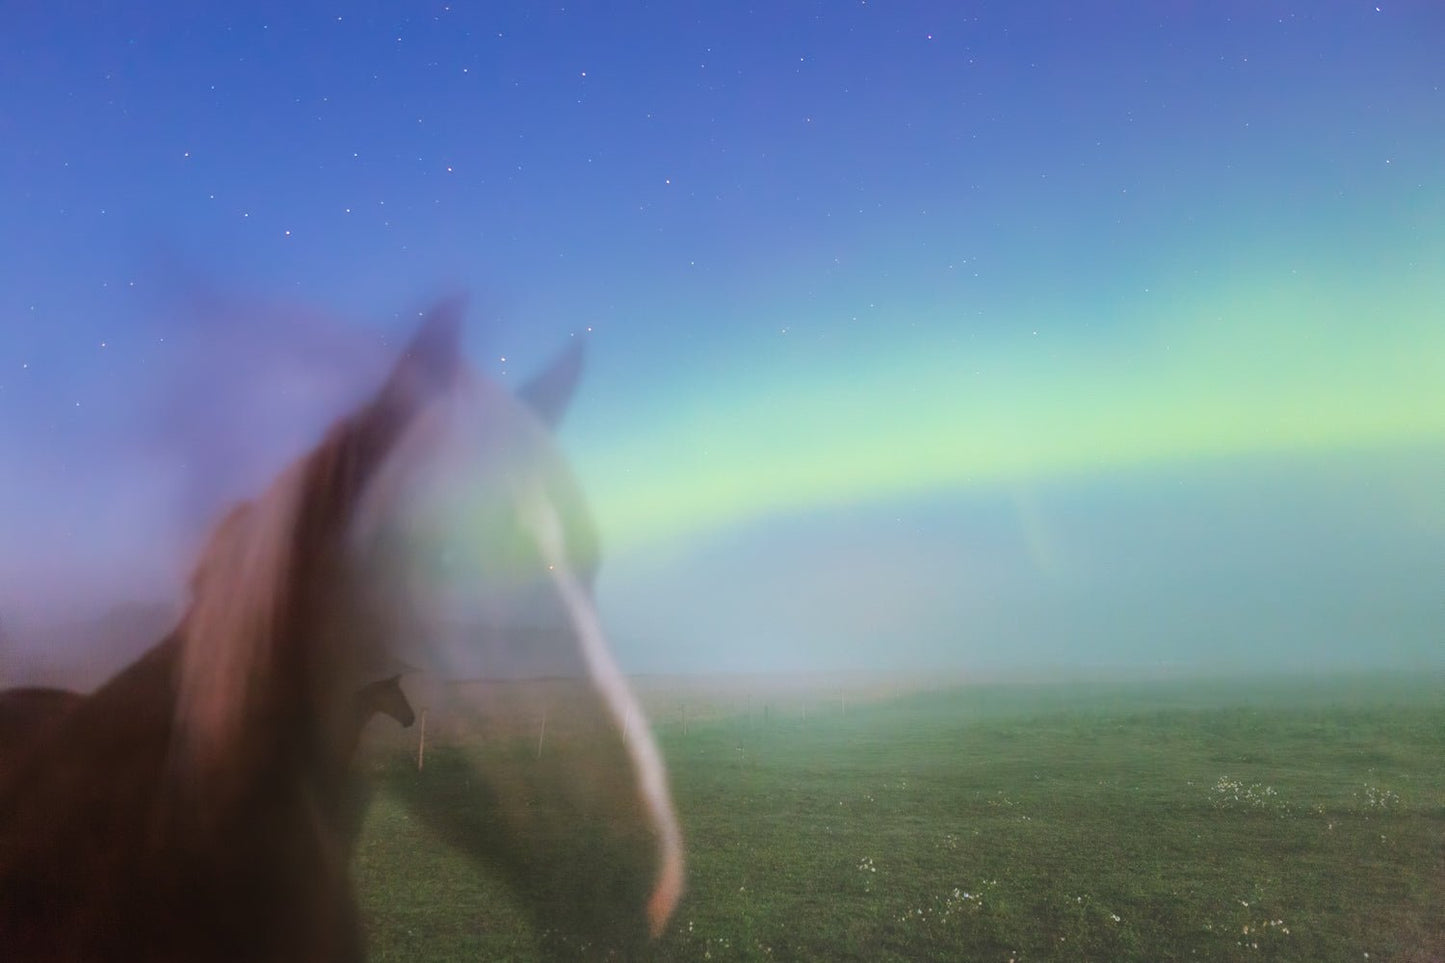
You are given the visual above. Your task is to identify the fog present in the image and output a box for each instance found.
[598,450,1443,676]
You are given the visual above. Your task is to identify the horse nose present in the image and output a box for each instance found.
[535,543,686,938]
[647,835,684,938]
[640,743,685,939]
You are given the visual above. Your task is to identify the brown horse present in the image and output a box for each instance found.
[0,678,410,763]
[0,303,682,960]
[0,677,413,847]
[0,687,85,783]
[0,686,85,740]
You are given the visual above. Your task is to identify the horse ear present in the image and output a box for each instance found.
[518,339,584,427]
[379,296,466,409]
[336,296,465,486]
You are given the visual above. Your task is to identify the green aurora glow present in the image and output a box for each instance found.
[573,259,1445,553]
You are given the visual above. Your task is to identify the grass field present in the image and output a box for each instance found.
[353,672,1444,962]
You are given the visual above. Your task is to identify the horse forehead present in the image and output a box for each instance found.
[353,374,573,542]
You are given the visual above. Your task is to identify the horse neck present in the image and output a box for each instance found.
[340,684,386,765]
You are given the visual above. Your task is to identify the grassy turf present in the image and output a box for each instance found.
[354,672,1443,961]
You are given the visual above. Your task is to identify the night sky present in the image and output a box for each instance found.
[2,3,1442,679]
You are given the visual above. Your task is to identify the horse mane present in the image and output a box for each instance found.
[172,302,462,787]
[172,469,305,781]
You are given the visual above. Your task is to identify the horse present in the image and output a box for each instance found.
[0,677,413,842]
[0,301,683,960]
[0,687,85,783]
[0,677,412,760]
[337,674,414,846]
[0,686,85,741]
[352,675,416,734]
[0,673,413,757]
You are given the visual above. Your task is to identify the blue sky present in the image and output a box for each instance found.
[2,2,1442,677]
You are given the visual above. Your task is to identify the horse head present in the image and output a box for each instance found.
[355,675,415,730]
[346,308,684,950]
[172,299,682,950]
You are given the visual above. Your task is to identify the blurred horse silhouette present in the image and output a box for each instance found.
[336,675,414,846]
[0,303,682,960]
[351,675,416,733]
[0,686,84,740]
[0,687,83,783]
[0,678,414,835]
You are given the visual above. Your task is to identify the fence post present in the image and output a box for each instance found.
[416,707,428,772]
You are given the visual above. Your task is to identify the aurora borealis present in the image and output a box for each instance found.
[570,265,1445,552]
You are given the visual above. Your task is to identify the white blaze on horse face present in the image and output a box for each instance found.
[523,494,684,938]
[352,371,684,935]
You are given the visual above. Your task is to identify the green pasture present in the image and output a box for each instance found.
[354,672,1444,962]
